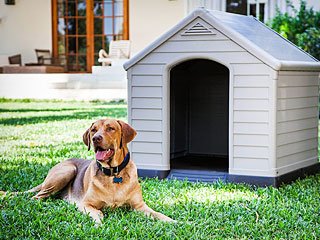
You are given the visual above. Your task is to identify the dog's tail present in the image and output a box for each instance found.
[0,184,42,197]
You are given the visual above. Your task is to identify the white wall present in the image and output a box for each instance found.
[129,0,185,56]
[273,0,320,17]
[0,0,52,65]
[291,0,320,11]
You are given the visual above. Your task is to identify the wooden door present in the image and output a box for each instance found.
[52,0,129,73]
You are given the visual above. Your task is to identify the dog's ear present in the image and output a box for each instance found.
[83,123,93,151]
[117,120,137,146]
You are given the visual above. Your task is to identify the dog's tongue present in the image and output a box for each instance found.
[96,149,114,161]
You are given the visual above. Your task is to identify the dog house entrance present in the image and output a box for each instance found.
[169,59,229,181]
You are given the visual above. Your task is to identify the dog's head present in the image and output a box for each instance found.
[83,119,136,165]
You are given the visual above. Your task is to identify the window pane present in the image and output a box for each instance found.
[78,18,86,35]
[67,18,76,35]
[58,18,66,35]
[94,36,103,53]
[94,18,103,34]
[94,54,99,65]
[68,37,77,54]
[104,1,112,16]
[94,2,103,16]
[78,56,87,71]
[78,37,87,54]
[58,37,66,54]
[77,1,86,16]
[105,36,112,51]
[114,34,123,40]
[58,2,66,17]
[259,3,265,21]
[114,17,123,35]
[114,0,123,16]
[250,3,265,22]
[104,18,113,34]
[67,2,76,16]
[67,55,77,71]
[227,0,247,15]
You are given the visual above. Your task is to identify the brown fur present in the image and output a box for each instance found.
[27,118,174,224]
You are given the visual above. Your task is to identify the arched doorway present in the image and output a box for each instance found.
[170,59,229,174]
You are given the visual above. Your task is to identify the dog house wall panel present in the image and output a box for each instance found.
[124,9,320,185]
[128,66,165,169]
[275,71,319,176]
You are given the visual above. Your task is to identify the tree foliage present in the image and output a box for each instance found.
[268,0,320,60]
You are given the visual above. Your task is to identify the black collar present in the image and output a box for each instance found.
[96,152,130,176]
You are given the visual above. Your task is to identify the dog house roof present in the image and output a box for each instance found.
[124,8,320,71]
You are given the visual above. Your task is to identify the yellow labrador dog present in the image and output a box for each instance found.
[26,118,174,224]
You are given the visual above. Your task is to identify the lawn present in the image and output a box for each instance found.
[0,99,319,239]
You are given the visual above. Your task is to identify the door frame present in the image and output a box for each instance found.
[163,54,234,172]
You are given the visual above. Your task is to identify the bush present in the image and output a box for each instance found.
[267,0,320,60]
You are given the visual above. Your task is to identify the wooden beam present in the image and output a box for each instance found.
[86,0,94,73]
[123,0,129,40]
[52,0,58,57]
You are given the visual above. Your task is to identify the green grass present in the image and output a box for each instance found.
[0,99,319,239]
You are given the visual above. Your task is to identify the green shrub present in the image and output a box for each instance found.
[268,0,320,60]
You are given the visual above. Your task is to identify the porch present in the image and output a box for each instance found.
[0,65,127,101]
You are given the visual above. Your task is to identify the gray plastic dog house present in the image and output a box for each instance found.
[124,8,320,186]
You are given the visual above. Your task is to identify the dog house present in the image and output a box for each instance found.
[123,8,320,186]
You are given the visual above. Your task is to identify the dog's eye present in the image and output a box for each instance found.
[91,128,97,133]
[106,127,114,132]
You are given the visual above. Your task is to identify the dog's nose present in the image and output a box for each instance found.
[93,135,103,143]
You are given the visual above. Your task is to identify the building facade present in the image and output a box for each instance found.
[0,0,319,72]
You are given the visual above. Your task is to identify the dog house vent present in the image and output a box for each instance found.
[182,22,216,35]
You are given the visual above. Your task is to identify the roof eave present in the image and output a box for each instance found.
[278,61,320,71]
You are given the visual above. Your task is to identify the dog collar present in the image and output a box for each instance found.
[96,152,130,177]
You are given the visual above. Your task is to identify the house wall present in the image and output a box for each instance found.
[128,18,277,177]
[129,0,185,56]
[291,0,320,11]
[0,0,52,65]
[276,71,319,176]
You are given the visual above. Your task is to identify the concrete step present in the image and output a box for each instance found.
[167,169,228,183]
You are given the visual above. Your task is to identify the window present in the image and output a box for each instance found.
[227,0,268,22]
[52,0,129,72]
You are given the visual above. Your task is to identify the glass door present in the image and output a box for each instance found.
[52,0,128,73]
[93,0,128,65]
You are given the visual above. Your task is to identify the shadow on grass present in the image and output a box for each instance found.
[0,108,127,125]
[0,161,54,191]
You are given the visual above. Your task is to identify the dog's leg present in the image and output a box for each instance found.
[134,202,175,222]
[79,204,104,224]
[0,184,42,197]
[26,183,42,193]
[129,193,175,222]
[32,161,77,199]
